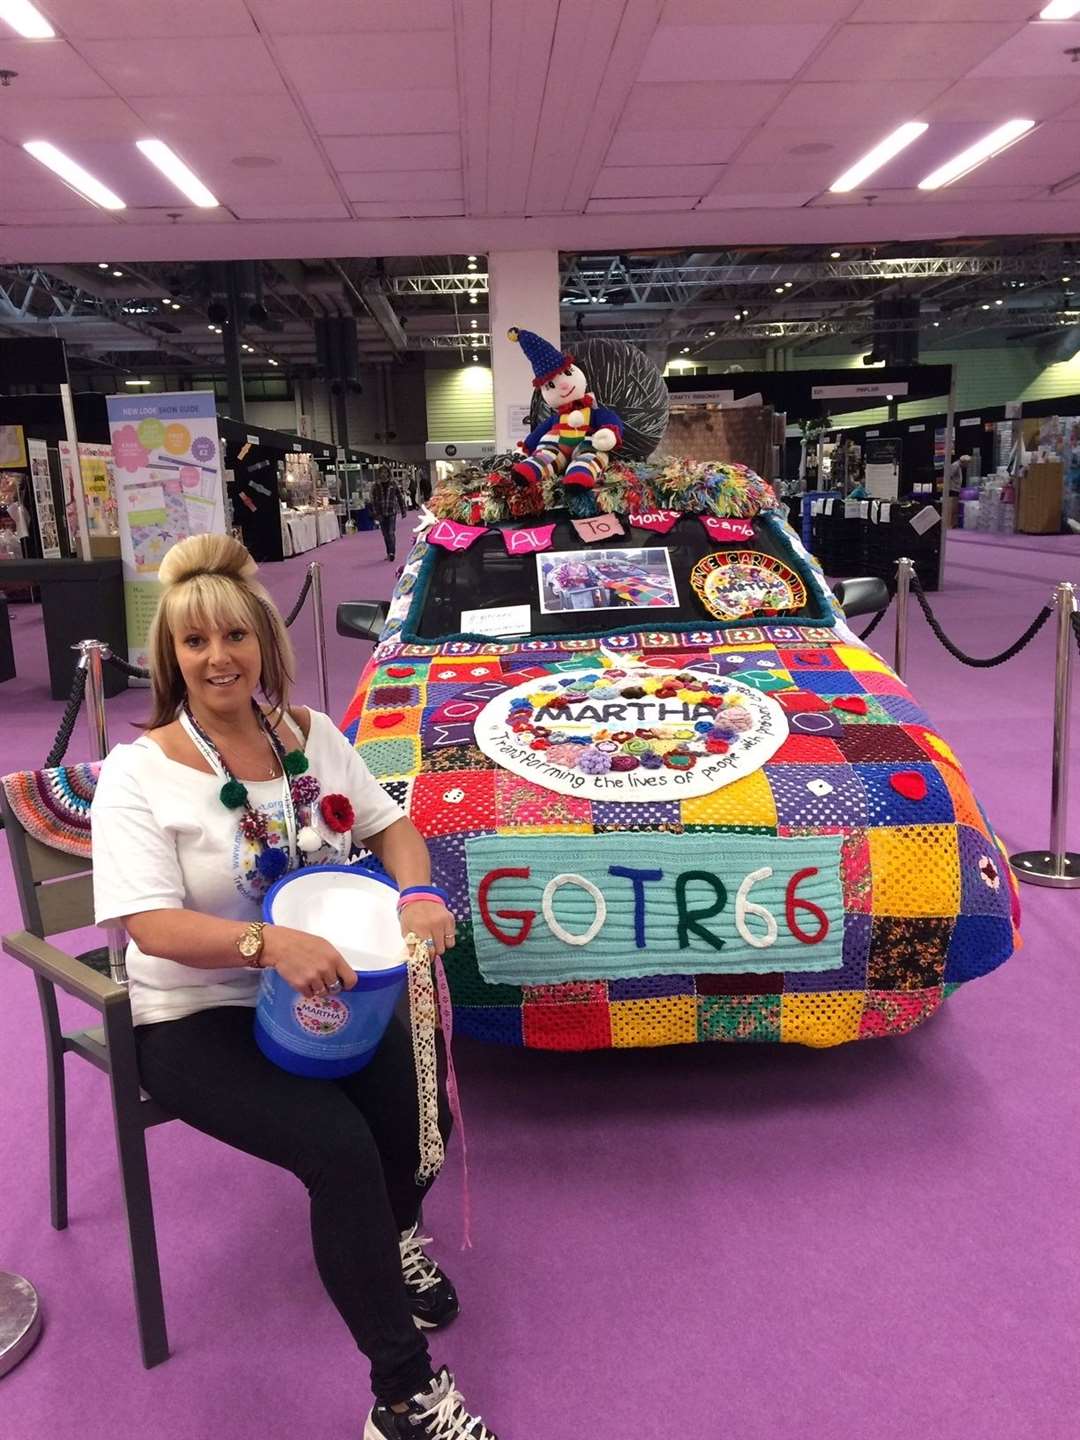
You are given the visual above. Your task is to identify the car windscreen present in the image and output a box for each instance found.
[408,513,829,641]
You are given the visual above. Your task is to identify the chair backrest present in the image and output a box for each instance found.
[0,765,99,938]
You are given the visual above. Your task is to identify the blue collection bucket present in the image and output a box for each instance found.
[254,865,407,1079]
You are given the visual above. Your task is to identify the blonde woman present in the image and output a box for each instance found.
[91,535,498,1440]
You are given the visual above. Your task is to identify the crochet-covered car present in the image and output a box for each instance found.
[341,459,1019,1051]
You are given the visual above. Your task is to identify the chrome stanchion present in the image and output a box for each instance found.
[894,557,913,681]
[0,1272,42,1377]
[1010,581,1080,888]
[309,560,330,716]
[73,639,128,981]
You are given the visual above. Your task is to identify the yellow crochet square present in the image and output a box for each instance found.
[868,825,960,916]
[356,705,422,743]
[781,991,864,1048]
[681,769,777,828]
[610,997,697,1049]
[833,644,894,675]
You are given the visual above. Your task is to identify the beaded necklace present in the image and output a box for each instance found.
[180,702,310,887]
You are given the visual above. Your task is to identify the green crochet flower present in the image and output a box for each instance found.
[219,779,248,809]
[283,750,309,777]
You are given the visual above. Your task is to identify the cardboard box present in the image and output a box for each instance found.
[1017,461,1063,534]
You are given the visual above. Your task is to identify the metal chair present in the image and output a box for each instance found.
[1,768,172,1368]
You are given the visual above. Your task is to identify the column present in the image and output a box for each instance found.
[488,249,562,454]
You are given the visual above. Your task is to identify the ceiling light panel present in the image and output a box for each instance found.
[917,118,1035,189]
[22,142,125,209]
[0,2,54,39]
[1039,3,1080,19]
[136,139,219,207]
[829,121,928,192]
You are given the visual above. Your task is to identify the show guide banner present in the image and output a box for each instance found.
[106,391,225,677]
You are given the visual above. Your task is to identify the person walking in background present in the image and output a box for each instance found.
[370,470,407,562]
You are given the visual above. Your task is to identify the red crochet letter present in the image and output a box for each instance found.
[785,868,829,945]
[477,867,535,947]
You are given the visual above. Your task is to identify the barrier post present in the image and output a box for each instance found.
[894,557,913,681]
[74,639,128,981]
[309,560,330,716]
[1010,581,1080,888]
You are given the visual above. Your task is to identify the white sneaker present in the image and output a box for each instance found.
[364,1367,498,1439]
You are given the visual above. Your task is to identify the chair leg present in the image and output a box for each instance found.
[33,975,68,1231]
[103,1001,170,1368]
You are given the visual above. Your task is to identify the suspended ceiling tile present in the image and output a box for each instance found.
[348,200,465,219]
[209,170,343,205]
[663,0,856,19]
[273,31,450,92]
[925,75,1080,124]
[705,160,835,197]
[768,80,950,128]
[0,96,146,145]
[605,127,749,167]
[970,19,1080,77]
[585,195,702,213]
[697,190,818,209]
[0,38,113,97]
[638,23,835,83]
[43,0,257,37]
[215,200,353,221]
[735,125,862,166]
[249,0,453,31]
[850,1,1043,19]
[79,38,284,97]
[0,209,120,226]
[130,93,312,142]
[803,23,1022,82]
[324,133,461,172]
[946,142,1080,189]
[340,169,463,203]
[303,88,460,135]
[591,164,725,199]
[620,81,786,130]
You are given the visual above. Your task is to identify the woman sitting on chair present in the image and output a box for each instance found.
[91,534,498,1440]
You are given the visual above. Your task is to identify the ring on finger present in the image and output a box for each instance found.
[327,979,343,994]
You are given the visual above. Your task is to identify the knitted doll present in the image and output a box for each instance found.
[508,327,624,491]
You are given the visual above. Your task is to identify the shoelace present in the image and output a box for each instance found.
[418,1381,496,1440]
[399,1227,441,1294]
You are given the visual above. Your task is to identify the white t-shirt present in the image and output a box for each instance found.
[91,709,403,1026]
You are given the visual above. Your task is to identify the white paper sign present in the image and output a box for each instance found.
[459,603,532,637]
[909,505,941,535]
[812,382,909,400]
[473,665,788,802]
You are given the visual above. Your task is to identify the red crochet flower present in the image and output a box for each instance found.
[319,793,355,834]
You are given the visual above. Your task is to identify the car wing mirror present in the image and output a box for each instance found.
[336,600,389,642]
[829,576,890,618]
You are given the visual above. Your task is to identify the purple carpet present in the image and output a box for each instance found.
[1,524,1077,1439]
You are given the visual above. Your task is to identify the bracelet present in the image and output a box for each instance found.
[398,883,448,904]
[397,890,449,913]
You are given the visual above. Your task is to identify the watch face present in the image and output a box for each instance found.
[239,931,260,957]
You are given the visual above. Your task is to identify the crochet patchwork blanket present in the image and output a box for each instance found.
[342,494,1019,1052]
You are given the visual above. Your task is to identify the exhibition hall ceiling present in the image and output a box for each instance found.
[1,1,1080,263]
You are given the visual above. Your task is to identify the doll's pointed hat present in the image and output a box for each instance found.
[507,327,574,388]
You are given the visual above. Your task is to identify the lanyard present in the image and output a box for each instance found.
[180,704,299,871]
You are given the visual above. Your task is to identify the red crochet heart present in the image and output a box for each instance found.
[386,665,415,678]
[889,770,927,802]
[372,712,405,730]
[832,696,868,714]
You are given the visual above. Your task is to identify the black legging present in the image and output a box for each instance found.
[378,513,397,560]
[135,1007,451,1403]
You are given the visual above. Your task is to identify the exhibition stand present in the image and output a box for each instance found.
[0,557,126,698]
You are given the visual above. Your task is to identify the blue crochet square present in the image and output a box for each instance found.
[956,825,1013,918]
[455,1005,524,1046]
[424,829,489,917]
[874,695,932,727]
[945,914,1013,984]
[785,912,871,992]
[792,670,867,696]
[854,762,954,827]
[609,974,695,1000]
[765,762,868,828]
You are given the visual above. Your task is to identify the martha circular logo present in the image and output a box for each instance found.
[293,995,349,1037]
[474,664,788,801]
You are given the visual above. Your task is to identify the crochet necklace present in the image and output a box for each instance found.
[179,702,310,887]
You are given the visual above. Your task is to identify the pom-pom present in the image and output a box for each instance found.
[319,793,355,834]
[220,779,248,810]
[282,750,309,777]
[239,810,269,842]
[255,845,288,880]
[297,825,323,854]
[290,774,320,806]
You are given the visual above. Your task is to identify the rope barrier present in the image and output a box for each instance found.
[283,569,313,629]
[856,607,888,642]
[104,652,150,681]
[45,660,88,768]
[909,571,1053,668]
[1072,611,1080,664]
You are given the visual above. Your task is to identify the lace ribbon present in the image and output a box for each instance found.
[404,932,471,1249]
